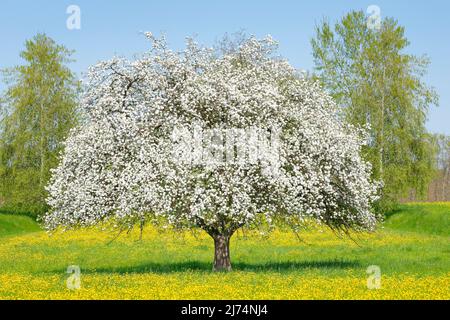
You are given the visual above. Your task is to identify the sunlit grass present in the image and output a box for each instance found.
[0,214,40,238]
[0,203,448,299]
[384,202,450,236]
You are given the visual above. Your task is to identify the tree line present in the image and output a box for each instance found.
[0,11,448,217]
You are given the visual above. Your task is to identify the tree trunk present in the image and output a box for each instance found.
[39,101,45,191]
[213,234,232,271]
[379,65,386,178]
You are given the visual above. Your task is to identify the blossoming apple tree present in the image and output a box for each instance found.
[44,34,380,271]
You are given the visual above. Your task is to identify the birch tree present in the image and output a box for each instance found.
[0,34,79,215]
[311,11,438,209]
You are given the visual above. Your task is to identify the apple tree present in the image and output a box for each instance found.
[44,34,379,271]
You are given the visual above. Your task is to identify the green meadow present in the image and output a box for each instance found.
[0,203,448,299]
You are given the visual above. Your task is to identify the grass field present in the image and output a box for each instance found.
[0,203,448,299]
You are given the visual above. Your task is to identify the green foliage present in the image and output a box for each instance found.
[0,34,79,216]
[428,134,450,201]
[311,11,439,210]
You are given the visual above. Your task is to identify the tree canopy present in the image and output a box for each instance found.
[0,34,79,215]
[44,34,379,270]
[311,11,438,209]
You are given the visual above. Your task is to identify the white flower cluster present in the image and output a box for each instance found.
[44,34,380,235]
[171,124,280,170]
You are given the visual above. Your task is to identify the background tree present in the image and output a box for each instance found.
[0,34,79,215]
[427,134,450,201]
[44,34,379,271]
[311,11,438,210]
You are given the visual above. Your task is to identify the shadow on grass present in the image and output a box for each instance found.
[56,259,361,274]
[384,207,407,219]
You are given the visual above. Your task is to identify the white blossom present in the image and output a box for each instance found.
[44,35,380,236]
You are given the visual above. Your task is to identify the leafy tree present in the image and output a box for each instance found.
[311,11,438,209]
[44,34,379,271]
[0,34,79,215]
[427,134,450,201]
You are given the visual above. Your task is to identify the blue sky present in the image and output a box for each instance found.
[1,0,449,134]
